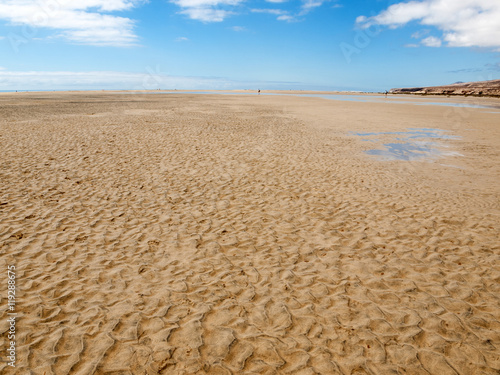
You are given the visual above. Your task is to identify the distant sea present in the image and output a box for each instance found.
[0,90,51,92]
[0,90,65,92]
[0,88,382,94]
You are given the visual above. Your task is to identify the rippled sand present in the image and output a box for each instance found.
[0,91,499,374]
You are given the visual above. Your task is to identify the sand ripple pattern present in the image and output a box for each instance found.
[0,93,499,374]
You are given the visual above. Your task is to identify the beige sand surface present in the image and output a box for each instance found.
[0,92,499,374]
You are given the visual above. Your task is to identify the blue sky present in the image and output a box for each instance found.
[0,0,499,91]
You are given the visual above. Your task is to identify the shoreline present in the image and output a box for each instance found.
[2,89,500,110]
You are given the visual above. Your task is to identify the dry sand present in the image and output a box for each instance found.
[0,91,499,374]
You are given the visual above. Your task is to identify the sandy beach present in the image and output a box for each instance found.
[0,91,499,374]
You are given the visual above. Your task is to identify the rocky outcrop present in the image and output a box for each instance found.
[390,79,500,97]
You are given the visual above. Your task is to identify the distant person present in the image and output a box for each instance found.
[385,90,388,98]
[258,89,261,95]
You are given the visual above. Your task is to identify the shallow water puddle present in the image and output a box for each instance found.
[351,128,462,161]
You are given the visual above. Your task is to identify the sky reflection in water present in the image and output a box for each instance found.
[350,128,462,161]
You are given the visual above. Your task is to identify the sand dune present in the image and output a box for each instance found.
[0,92,499,374]
[390,79,500,97]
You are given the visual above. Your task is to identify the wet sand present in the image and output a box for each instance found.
[0,91,499,374]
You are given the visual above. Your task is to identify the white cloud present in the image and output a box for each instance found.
[300,0,326,14]
[251,9,286,15]
[421,36,441,47]
[252,0,328,22]
[175,36,189,42]
[356,0,500,50]
[231,26,246,32]
[277,15,295,22]
[172,0,243,22]
[411,30,430,39]
[172,0,327,23]
[404,43,419,48]
[180,8,232,22]
[251,8,295,21]
[0,0,145,46]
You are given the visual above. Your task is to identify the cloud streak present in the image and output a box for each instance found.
[300,0,326,15]
[356,0,500,50]
[0,0,145,46]
[251,8,295,21]
[174,0,330,23]
[172,0,243,22]
[251,0,330,23]
[421,36,441,47]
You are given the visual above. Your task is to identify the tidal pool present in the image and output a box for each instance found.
[351,128,463,161]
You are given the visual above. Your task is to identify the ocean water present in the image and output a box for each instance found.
[351,128,463,161]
